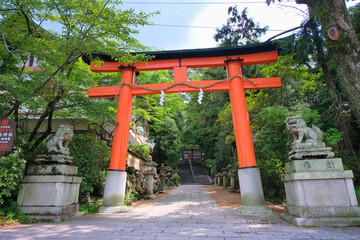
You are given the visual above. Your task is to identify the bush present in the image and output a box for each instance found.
[69,133,110,203]
[339,151,360,185]
[0,200,37,225]
[128,142,150,160]
[79,200,101,214]
[172,173,181,186]
[0,151,26,206]
[355,185,360,204]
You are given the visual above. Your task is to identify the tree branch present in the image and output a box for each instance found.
[28,89,64,143]
[29,108,54,153]
[266,26,303,42]
[0,8,18,12]
[4,100,21,118]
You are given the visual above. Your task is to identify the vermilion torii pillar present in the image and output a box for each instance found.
[86,42,281,213]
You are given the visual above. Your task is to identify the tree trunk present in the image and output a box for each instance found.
[304,0,360,125]
[309,17,356,156]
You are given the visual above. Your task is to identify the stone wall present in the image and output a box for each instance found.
[127,151,157,173]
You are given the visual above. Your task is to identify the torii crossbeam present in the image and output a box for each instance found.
[86,41,281,213]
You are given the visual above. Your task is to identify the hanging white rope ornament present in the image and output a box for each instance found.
[159,90,165,106]
[197,88,204,104]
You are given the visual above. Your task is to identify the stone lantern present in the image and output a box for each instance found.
[229,168,237,193]
[213,173,218,185]
[222,170,227,188]
[158,163,166,193]
[217,173,222,186]
[144,160,157,200]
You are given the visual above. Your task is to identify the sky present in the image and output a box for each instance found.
[121,0,360,50]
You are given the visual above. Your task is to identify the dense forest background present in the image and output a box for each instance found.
[1,0,359,208]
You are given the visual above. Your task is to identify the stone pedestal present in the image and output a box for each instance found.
[144,161,157,200]
[144,171,156,200]
[230,175,237,193]
[282,158,360,226]
[17,155,82,222]
[222,172,227,188]
[158,166,166,193]
[238,167,271,214]
[99,170,129,213]
[217,175,221,186]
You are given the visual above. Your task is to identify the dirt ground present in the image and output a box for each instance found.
[204,185,287,217]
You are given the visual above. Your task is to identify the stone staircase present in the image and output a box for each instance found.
[177,159,212,185]
[177,160,195,184]
[192,161,212,185]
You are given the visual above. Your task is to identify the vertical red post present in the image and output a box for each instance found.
[109,68,134,171]
[227,60,257,168]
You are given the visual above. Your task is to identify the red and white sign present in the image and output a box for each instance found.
[0,118,16,152]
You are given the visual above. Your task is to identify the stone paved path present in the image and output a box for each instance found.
[1,185,360,240]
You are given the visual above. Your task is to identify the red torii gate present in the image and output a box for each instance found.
[86,42,281,213]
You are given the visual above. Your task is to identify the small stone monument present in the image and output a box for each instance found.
[222,170,227,188]
[144,160,157,200]
[17,125,82,222]
[229,168,237,193]
[282,116,360,226]
[216,173,222,186]
[158,163,166,193]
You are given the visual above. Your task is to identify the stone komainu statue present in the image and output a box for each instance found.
[45,125,74,155]
[286,116,334,160]
[286,115,324,150]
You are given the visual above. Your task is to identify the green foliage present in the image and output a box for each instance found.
[214,6,268,46]
[323,128,343,149]
[124,166,144,205]
[79,200,101,214]
[0,151,26,205]
[124,191,144,205]
[339,151,360,185]
[152,116,182,169]
[172,173,181,186]
[253,106,289,202]
[129,143,150,161]
[349,3,360,40]
[69,133,110,203]
[0,0,157,156]
[355,185,360,204]
[133,71,186,133]
[0,201,38,225]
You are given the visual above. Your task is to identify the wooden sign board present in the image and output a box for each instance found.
[0,118,16,152]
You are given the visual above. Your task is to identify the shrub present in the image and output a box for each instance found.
[355,185,360,204]
[79,200,101,214]
[128,142,150,160]
[0,200,37,225]
[339,151,360,185]
[172,173,181,186]
[69,133,110,203]
[0,151,26,206]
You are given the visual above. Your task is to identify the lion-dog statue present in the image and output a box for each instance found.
[45,125,74,155]
[286,115,325,150]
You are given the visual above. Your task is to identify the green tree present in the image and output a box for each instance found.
[268,0,360,125]
[69,133,110,203]
[214,6,268,46]
[0,0,156,156]
[184,67,232,175]
[152,116,182,169]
